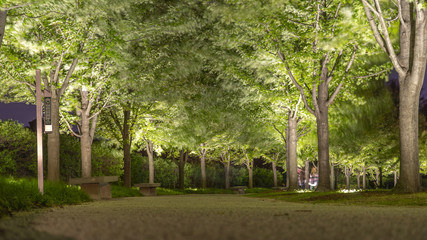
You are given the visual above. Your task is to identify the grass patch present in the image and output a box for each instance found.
[0,177,91,218]
[247,189,427,206]
[111,185,142,198]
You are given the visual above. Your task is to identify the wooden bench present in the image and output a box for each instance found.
[69,176,118,200]
[134,183,161,196]
[230,186,247,194]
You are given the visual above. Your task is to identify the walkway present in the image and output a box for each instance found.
[1,194,427,240]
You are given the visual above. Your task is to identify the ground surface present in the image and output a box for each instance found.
[1,194,427,240]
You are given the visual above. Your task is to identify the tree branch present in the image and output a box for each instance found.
[273,123,286,144]
[60,111,82,138]
[58,58,78,96]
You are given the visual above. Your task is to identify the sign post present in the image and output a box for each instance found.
[36,69,43,194]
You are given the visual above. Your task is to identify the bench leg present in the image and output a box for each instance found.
[80,183,112,200]
[139,187,157,196]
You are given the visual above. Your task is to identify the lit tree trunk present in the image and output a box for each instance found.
[272,161,278,187]
[356,171,361,189]
[80,89,92,178]
[178,150,187,190]
[287,115,299,190]
[123,109,131,187]
[244,154,253,189]
[200,145,207,189]
[147,140,154,184]
[304,159,310,190]
[47,94,60,181]
[330,163,335,190]
[0,10,6,48]
[362,0,427,192]
[394,170,398,187]
[362,166,366,189]
[375,168,380,189]
[225,159,230,189]
[345,165,352,190]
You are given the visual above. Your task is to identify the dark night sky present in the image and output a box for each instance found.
[1,71,427,127]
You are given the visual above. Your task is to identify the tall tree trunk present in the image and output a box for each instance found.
[356,172,361,189]
[178,150,187,190]
[330,164,335,190]
[200,146,207,189]
[345,166,351,190]
[316,80,331,191]
[304,159,310,190]
[0,10,7,48]
[245,155,253,189]
[47,94,60,181]
[362,166,366,190]
[379,167,383,188]
[363,0,427,193]
[147,140,154,184]
[287,115,299,190]
[394,170,398,187]
[272,161,278,187]
[375,168,380,189]
[123,109,131,187]
[80,90,91,178]
[225,158,230,189]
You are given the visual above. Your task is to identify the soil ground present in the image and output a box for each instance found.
[1,194,427,240]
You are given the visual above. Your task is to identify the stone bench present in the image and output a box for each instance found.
[272,187,286,191]
[69,176,118,200]
[230,186,247,194]
[134,183,161,196]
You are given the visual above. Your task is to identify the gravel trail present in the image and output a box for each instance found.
[2,194,427,240]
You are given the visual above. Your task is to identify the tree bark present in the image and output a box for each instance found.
[362,0,427,193]
[178,150,187,189]
[225,158,230,189]
[80,89,92,178]
[245,155,254,189]
[304,159,310,190]
[345,165,351,190]
[272,161,278,188]
[362,166,366,190]
[316,80,331,191]
[287,114,299,190]
[375,168,380,189]
[123,109,131,187]
[200,146,207,189]
[356,172,361,189]
[330,164,335,190]
[0,10,7,49]
[394,170,398,187]
[47,94,60,181]
[147,140,154,184]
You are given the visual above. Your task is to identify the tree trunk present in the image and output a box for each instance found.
[396,74,423,192]
[225,158,230,189]
[394,170,398,187]
[245,155,254,189]
[379,167,383,188]
[123,109,131,187]
[272,161,278,187]
[316,81,331,191]
[80,90,91,178]
[304,159,310,190]
[287,114,299,190]
[375,168,380,189]
[345,166,351,190]
[362,166,366,190]
[356,172,361,189]
[178,150,186,189]
[47,94,60,181]
[147,140,154,184]
[200,146,207,189]
[330,164,335,190]
[0,10,7,48]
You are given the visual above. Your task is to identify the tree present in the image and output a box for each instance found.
[361,0,427,192]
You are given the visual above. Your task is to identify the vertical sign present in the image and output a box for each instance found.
[44,96,52,132]
[36,69,44,194]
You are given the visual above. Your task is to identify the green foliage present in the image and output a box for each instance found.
[0,120,36,177]
[0,177,90,218]
[111,184,141,198]
[91,140,123,178]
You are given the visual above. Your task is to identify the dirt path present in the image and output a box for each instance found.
[1,194,427,240]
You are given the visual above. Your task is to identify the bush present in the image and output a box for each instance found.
[0,177,91,218]
[0,120,36,177]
